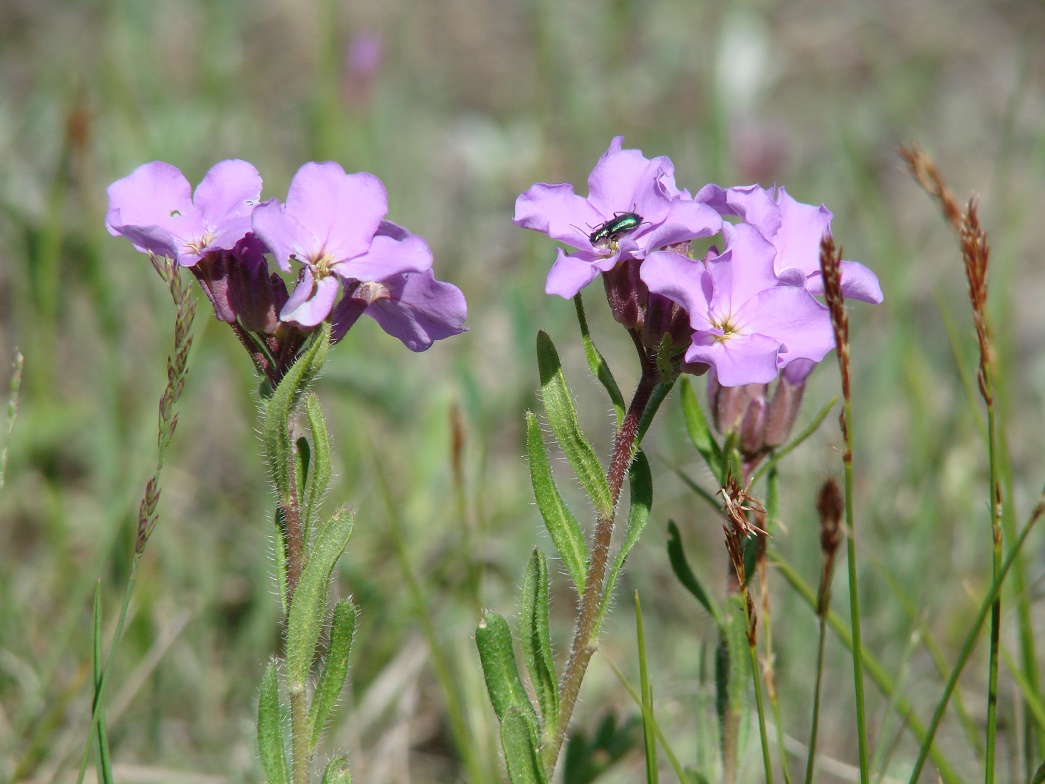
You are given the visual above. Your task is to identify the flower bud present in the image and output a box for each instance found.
[709,371,807,461]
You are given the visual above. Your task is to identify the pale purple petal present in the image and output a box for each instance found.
[805,261,884,304]
[735,286,835,367]
[106,161,198,258]
[193,159,263,227]
[546,248,613,299]
[250,199,302,271]
[281,270,341,327]
[586,137,659,213]
[640,251,712,324]
[365,270,468,351]
[640,199,722,252]
[685,332,783,387]
[771,187,831,276]
[337,233,433,281]
[514,183,602,248]
[711,223,780,308]
[281,162,387,262]
[725,184,782,238]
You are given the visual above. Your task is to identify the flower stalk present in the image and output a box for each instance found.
[545,341,664,774]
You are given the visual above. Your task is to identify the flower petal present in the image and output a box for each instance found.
[338,233,433,282]
[365,270,468,351]
[514,182,602,248]
[281,269,341,327]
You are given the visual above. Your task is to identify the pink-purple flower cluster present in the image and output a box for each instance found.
[514,138,882,388]
[106,159,467,358]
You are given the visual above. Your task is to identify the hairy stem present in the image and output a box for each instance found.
[544,342,660,775]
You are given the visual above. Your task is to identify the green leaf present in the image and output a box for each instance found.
[302,394,332,531]
[286,506,355,690]
[273,509,289,618]
[263,323,331,503]
[680,379,724,483]
[476,611,536,725]
[535,331,612,517]
[501,707,548,784]
[91,583,114,784]
[308,599,358,753]
[526,412,588,596]
[597,450,653,635]
[320,755,352,784]
[634,593,659,784]
[573,293,625,426]
[521,549,558,736]
[666,521,721,625]
[258,660,289,784]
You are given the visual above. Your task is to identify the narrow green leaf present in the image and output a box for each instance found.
[258,660,289,784]
[302,393,332,531]
[573,293,625,426]
[274,509,289,618]
[635,593,659,784]
[597,450,653,634]
[1031,759,1045,784]
[680,379,723,482]
[286,506,355,689]
[90,583,114,784]
[672,467,721,511]
[535,331,612,517]
[723,594,750,718]
[501,707,548,784]
[476,611,536,725]
[264,323,331,503]
[636,381,675,444]
[321,755,352,784]
[526,412,588,596]
[308,599,358,753]
[521,549,559,735]
[666,521,721,625]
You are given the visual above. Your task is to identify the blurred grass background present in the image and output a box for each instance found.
[1,0,1044,781]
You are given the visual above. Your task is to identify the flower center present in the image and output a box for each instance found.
[184,230,215,255]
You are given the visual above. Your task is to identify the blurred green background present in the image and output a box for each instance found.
[1,0,1044,781]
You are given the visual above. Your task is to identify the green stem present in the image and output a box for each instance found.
[747,621,773,784]
[840,395,870,784]
[984,383,1002,784]
[803,615,830,784]
[290,683,311,784]
[544,345,661,776]
[75,560,140,784]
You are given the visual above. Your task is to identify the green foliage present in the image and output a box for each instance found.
[596,450,653,634]
[535,331,612,518]
[302,394,333,532]
[562,713,642,784]
[285,507,355,690]
[308,599,358,753]
[520,549,559,740]
[525,412,589,596]
[258,661,290,784]
[263,324,331,504]
[476,611,537,728]
[573,293,625,426]
[320,756,352,784]
[680,379,724,483]
[501,708,549,784]
[666,521,721,625]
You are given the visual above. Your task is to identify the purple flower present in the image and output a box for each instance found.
[251,161,427,328]
[106,160,263,267]
[514,137,721,298]
[641,223,835,387]
[330,223,468,350]
[696,183,883,304]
